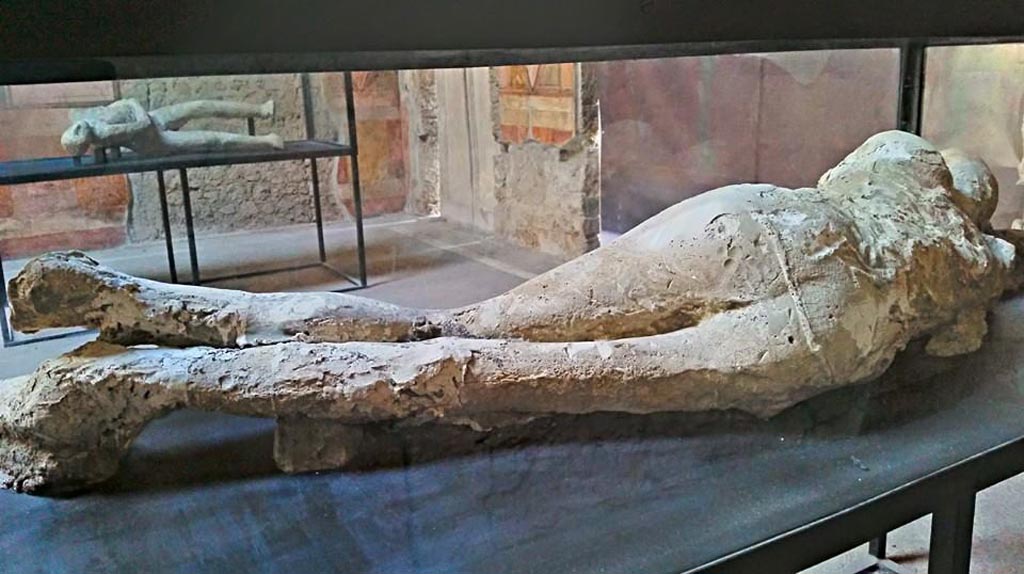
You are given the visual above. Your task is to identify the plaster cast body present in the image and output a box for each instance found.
[1,131,1018,493]
[60,98,283,157]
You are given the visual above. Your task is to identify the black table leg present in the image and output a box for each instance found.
[178,168,201,285]
[0,248,13,346]
[928,492,976,574]
[344,70,367,287]
[156,171,178,283]
[309,158,327,263]
[350,158,367,287]
[869,533,888,560]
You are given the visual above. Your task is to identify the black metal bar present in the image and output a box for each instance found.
[928,492,976,574]
[344,71,368,287]
[155,170,178,284]
[6,0,1024,84]
[309,158,327,263]
[1,328,97,348]
[0,248,14,346]
[247,117,256,136]
[299,72,329,264]
[301,73,317,140]
[869,534,887,559]
[195,260,359,289]
[0,141,353,186]
[178,168,200,285]
[897,41,926,135]
[685,437,1024,574]
[320,261,364,289]
[199,261,325,284]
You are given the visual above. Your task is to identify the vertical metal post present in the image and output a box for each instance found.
[869,534,887,560]
[301,73,317,140]
[0,248,14,346]
[178,169,201,285]
[928,492,976,574]
[897,41,926,135]
[310,158,327,263]
[868,40,925,552]
[344,71,368,287]
[156,171,178,283]
[301,73,328,263]
[247,117,256,136]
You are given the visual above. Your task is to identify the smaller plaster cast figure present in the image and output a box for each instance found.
[60,98,283,157]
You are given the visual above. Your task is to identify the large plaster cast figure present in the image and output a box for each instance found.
[1,131,1018,494]
[60,98,283,157]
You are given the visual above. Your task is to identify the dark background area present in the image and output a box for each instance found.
[2,0,1024,82]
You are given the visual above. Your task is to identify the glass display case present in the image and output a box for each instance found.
[2,3,1024,574]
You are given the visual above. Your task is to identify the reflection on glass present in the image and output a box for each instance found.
[923,43,1024,229]
[595,49,900,232]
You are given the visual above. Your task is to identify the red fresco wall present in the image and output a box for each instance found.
[595,50,900,232]
[0,83,130,258]
[333,71,410,217]
[496,64,577,145]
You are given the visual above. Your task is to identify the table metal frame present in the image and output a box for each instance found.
[688,437,1023,574]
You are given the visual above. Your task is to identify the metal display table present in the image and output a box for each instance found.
[0,72,367,347]
[3,297,1024,574]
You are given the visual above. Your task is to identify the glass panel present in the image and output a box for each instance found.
[595,49,901,233]
[922,43,1024,228]
[20,47,1024,574]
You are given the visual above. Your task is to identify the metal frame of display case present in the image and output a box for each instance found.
[0,71,367,347]
[686,437,1024,574]
[1,1,1024,572]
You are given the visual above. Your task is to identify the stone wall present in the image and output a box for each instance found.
[425,65,600,258]
[398,70,441,216]
[494,66,601,255]
[121,74,343,242]
[122,72,413,243]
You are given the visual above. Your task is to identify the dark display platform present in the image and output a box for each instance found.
[0,141,353,186]
[3,296,1024,573]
